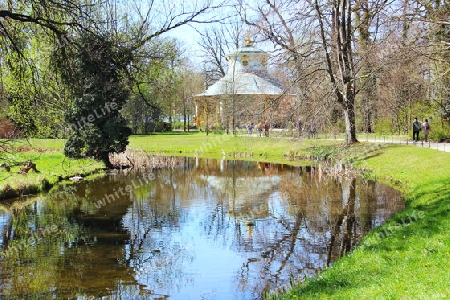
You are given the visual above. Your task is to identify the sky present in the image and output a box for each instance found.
[165,23,207,61]
[156,0,256,64]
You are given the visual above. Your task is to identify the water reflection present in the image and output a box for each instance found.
[0,158,404,299]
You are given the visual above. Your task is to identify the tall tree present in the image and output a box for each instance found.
[174,61,204,132]
[314,0,358,143]
[123,38,182,134]
[425,0,450,123]
[197,22,246,134]
[355,0,377,133]
[55,32,132,167]
[241,0,359,142]
[1,0,224,158]
[0,0,93,137]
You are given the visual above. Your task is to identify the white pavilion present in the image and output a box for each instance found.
[194,37,294,130]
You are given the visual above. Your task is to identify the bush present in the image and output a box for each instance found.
[172,122,183,130]
[307,145,340,160]
[158,122,172,132]
[143,121,172,133]
[374,117,394,135]
[429,122,450,142]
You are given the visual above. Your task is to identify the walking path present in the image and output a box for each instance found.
[243,129,450,153]
[359,138,450,153]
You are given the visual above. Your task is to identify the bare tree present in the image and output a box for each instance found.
[355,0,377,133]
[423,0,450,123]
[175,60,204,131]
[313,0,359,143]
[239,0,359,142]
[239,0,321,121]
[198,23,243,85]
[196,19,250,134]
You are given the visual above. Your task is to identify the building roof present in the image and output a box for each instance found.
[195,70,285,97]
[196,37,293,99]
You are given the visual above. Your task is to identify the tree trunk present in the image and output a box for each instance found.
[343,101,358,144]
[101,151,113,169]
[183,106,187,132]
[315,0,359,145]
[356,0,376,133]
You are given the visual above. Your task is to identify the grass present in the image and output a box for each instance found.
[129,131,340,164]
[0,149,104,200]
[1,132,449,298]
[9,138,66,152]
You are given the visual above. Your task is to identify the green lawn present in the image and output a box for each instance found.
[129,132,340,163]
[11,138,66,151]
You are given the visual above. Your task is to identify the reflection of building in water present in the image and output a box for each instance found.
[195,159,293,242]
[200,174,280,221]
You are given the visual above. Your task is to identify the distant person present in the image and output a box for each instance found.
[264,123,269,137]
[412,117,421,143]
[307,123,317,139]
[422,119,431,142]
[246,123,253,135]
[297,118,302,137]
[257,122,262,137]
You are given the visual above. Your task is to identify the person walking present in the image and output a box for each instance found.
[412,117,421,143]
[297,118,302,137]
[257,122,262,137]
[264,123,269,137]
[422,119,431,142]
[246,123,253,135]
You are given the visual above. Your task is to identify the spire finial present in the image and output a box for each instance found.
[244,34,253,47]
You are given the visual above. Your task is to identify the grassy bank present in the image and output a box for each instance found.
[129,132,341,163]
[0,140,104,199]
[1,133,449,299]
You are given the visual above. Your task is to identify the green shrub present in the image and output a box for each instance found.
[307,145,339,160]
[429,122,450,142]
[172,122,183,130]
[374,117,394,135]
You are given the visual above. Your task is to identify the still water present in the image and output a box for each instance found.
[0,158,404,299]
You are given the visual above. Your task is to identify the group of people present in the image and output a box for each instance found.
[246,122,270,137]
[412,118,431,143]
[246,118,430,143]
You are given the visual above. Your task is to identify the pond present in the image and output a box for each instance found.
[0,158,404,299]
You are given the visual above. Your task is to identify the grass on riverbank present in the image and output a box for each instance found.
[129,132,341,164]
[0,151,104,200]
[0,132,343,200]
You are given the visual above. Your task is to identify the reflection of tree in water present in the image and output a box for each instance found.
[0,177,153,298]
[0,187,119,297]
[122,166,199,296]
[222,167,403,297]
